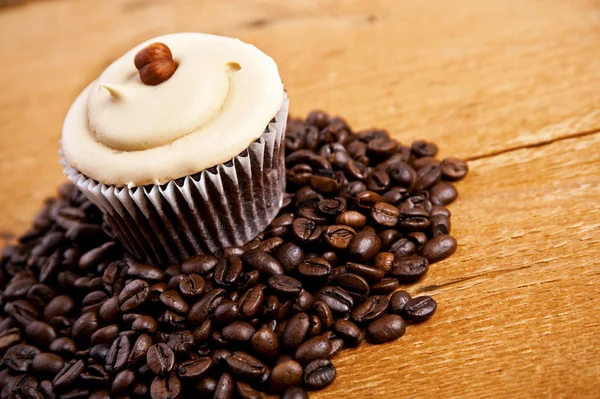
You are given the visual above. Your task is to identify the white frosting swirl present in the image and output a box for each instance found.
[62,33,284,187]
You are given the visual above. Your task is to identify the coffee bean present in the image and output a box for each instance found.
[222,321,256,343]
[403,296,437,322]
[297,258,331,280]
[159,290,189,314]
[71,311,99,341]
[292,290,314,313]
[270,359,303,392]
[238,284,265,319]
[367,314,406,344]
[346,262,386,283]
[318,286,353,316]
[214,257,243,288]
[151,373,182,399]
[112,369,135,395]
[226,351,269,382]
[132,315,158,334]
[348,230,381,262]
[10,299,40,326]
[98,296,120,323]
[25,321,56,346]
[276,243,304,273]
[0,328,20,352]
[392,255,430,282]
[335,210,367,228]
[177,274,204,297]
[389,237,417,258]
[127,261,165,281]
[352,295,389,324]
[411,140,438,157]
[196,376,218,397]
[167,330,195,353]
[4,344,40,371]
[292,218,324,244]
[303,359,336,390]
[250,327,279,359]
[333,273,370,303]
[282,312,310,351]
[295,335,332,364]
[188,288,226,325]
[441,157,468,181]
[235,380,263,399]
[213,373,234,399]
[128,333,153,366]
[181,254,219,274]
[213,300,239,325]
[374,252,394,273]
[49,337,76,357]
[146,343,175,375]
[332,320,363,347]
[53,359,85,390]
[268,275,302,296]
[177,356,212,379]
[421,234,457,262]
[390,290,412,315]
[119,279,149,312]
[371,278,400,295]
[31,352,64,375]
[354,191,383,211]
[282,386,309,399]
[105,335,130,372]
[241,249,284,277]
[371,202,399,227]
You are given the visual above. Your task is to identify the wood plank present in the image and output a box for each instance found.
[314,133,600,399]
[2,0,600,234]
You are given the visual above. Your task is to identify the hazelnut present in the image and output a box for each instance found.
[134,42,178,86]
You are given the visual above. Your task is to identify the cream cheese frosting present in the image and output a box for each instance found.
[62,32,284,187]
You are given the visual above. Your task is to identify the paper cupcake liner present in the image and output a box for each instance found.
[61,94,289,265]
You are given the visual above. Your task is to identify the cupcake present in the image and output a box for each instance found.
[61,33,288,265]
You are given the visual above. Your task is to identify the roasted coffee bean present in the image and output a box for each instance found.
[366,170,391,192]
[270,359,303,392]
[390,290,412,315]
[105,335,130,372]
[90,324,119,345]
[132,315,158,334]
[159,290,189,314]
[333,273,370,303]
[188,288,226,325]
[354,191,383,211]
[332,320,363,347]
[292,218,324,244]
[127,333,153,366]
[303,359,336,390]
[10,300,39,326]
[126,261,165,281]
[382,186,411,205]
[214,257,244,288]
[374,252,394,273]
[335,210,367,228]
[282,386,309,399]
[238,284,265,319]
[49,337,76,357]
[307,315,322,338]
[422,234,457,262]
[212,300,239,325]
[352,295,389,324]
[0,328,20,352]
[4,278,35,300]
[346,262,386,283]
[282,313,310,351]
[151,373,182,399]
[392,255,430,282]
[292,290,314,313]
[177,356,212,379]
[411,140,438,157]
[111,369,136,395]
[222,321,256,343]
[430,214,451,237]
[236,380,263,399]
[226,351,268,382]
[241,249,284,277]
[415,162,442,190]
[167,330,195,353]
[276,243,304,273]
[4,344,41,371]
[297,258,331,280]
[398,206,430,232]
[25,321,56,346]
[389,237,417,258]
[441,157,468,181]
[430,181,458,205]
[213,373,234,399]
[181,254,219,274]
[371,202,399,227]
[310,169,344,193]
[119,279,149,312]
[407,231,428,247]
[348,230,381,262]
[177,274,204,298]
[147,343,175,375]
[268,275,303,296]
[53,359,86,390]
[71,311,99,341]
[323,225,356,250]
[413,156,439,170]
[318,197,347,216]
[250,327,279,359]
[403,296,437,322]
[318,286,353,316]
[368,314,406,345]
[295,335,332,364]
[81,290,107,313]
[371,278,400,295]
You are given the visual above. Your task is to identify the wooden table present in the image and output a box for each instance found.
[1,0,599,397]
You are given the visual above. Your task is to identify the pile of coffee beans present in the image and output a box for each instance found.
[0,110,467,399]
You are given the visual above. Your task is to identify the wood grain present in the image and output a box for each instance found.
[1,0,599,398]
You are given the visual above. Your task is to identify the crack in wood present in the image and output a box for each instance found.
[465,128,600,162]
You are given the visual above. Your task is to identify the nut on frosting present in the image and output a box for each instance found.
[62,32,284,187]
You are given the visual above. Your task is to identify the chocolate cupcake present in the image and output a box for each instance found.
[61,33,288,264]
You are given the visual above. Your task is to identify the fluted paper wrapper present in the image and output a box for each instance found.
[61,95,288,265]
